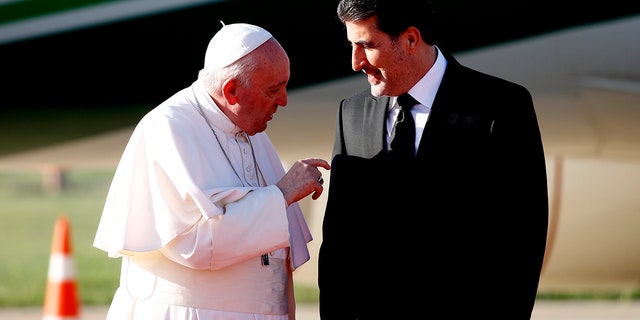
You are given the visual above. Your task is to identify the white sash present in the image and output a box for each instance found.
[121,250,288,315]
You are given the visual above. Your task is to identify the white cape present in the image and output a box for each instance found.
[93,80,312,270]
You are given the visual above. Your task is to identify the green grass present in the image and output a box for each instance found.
[537,291,640,301]
[0,169,120,306]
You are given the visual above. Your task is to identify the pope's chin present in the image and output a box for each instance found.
[256,123,269,134]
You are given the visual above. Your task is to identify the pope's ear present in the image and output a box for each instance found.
[222,78,239,105]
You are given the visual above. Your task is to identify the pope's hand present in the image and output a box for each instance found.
[276,158,331,206]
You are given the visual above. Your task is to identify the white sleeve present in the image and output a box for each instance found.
[161,185,290,270]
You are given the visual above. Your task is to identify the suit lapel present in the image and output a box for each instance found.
[364,95,390,157]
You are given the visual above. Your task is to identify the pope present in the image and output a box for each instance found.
[93,22,330,320]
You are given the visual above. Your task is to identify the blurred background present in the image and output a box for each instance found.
[1,0,640,313]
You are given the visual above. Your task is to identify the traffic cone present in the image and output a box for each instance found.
[43,215,80,320]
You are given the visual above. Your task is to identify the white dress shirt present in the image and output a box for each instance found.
[387,45,448,153]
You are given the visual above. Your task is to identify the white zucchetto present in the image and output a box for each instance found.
[203,22,273,70]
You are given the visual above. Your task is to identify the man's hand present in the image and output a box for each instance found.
[276,158,331,206]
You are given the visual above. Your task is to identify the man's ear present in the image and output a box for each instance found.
[222,78,239,105]
[405,26,421,52]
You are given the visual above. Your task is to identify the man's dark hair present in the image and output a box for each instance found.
[337,0,439,45]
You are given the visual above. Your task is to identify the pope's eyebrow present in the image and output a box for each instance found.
[268,81,287,92]
[273,80,287,88]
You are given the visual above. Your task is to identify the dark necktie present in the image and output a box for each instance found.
[389,93,418,160]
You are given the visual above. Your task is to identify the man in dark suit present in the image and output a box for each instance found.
[318,0,549,318]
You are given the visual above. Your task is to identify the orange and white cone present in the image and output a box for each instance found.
[43,215,80,320]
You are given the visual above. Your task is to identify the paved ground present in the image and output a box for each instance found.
[4,300,640,319]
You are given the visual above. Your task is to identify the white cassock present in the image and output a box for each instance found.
[93,79,312,320]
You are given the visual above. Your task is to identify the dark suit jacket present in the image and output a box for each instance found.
[318,51,549,319]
